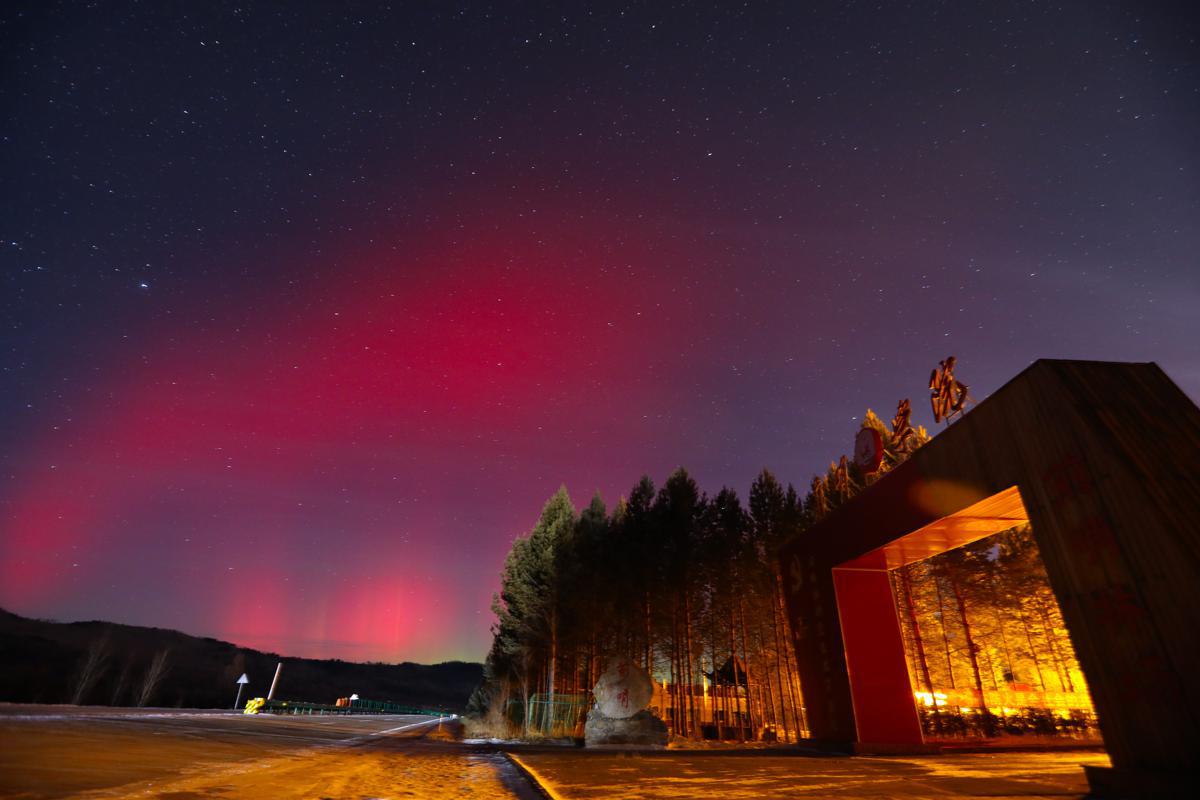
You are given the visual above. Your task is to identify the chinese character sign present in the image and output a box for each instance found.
[929,356,970,423]
[593,660,654,719]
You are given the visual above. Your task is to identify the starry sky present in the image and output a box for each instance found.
[2,2,1198,665]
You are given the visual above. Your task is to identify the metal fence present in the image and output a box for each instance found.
[246,697,448,716]
[506,692,590,735]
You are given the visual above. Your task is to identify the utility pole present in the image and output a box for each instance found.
[267,662,283,700]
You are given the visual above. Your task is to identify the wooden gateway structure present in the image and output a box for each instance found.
[779,360,1200,796]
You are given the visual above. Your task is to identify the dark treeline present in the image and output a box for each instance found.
[0,608,481,711]
[470,467,812,740]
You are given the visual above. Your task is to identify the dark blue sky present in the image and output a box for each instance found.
[2,1,1197,663]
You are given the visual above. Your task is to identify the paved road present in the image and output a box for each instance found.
[0,706,537,799]
[511,747,1111,800]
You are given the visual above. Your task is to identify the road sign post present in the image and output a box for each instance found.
[234,673,249,710]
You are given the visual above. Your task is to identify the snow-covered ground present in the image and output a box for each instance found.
[511,748,1111,799]
[0,707,534,799]
[0,705,1109,799]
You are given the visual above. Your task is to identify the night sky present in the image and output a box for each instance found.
[2,2,1197,664]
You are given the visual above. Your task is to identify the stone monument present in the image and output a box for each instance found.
[584,660,668,747]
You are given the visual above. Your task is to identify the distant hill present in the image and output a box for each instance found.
[0,608,482,711]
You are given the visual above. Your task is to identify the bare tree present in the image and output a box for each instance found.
[136,648,170,707]
[110,657,134,706]
[69,634,111,705]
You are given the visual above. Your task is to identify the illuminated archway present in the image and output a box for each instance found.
[780,360,1200,796]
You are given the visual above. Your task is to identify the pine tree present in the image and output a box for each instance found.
[749,468,799,742]
[930,544,998,737]
[491,487,576,734]
[654,469,705,736]
[570,493,610,692]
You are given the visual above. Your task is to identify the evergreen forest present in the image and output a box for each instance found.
[470,403,1096,742]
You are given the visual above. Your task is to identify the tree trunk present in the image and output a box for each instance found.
[671,605,682,736]
[683,590,699,738]
[709,614,725,740]
[1017,604,1047,692]
[757,620,782,738]
[737,598,758,738]
[70,635,111,706]
[774,572,806,736]
[933,575,957,690]
[1037,601,1075,692]
[110,658,132,706]
[762,656,780,738]
[758,679,772,737]
[950,577,995,736]
[980,639,1001,690]
[547,610,557,735]
[729,605,745,741]
[589,632,598,691]
[522,654,532,736]
[766,600,792,742]
[137,649,170,708]
[899,567,942,734]
[644,592,653,672]
[989,581,1017,685]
